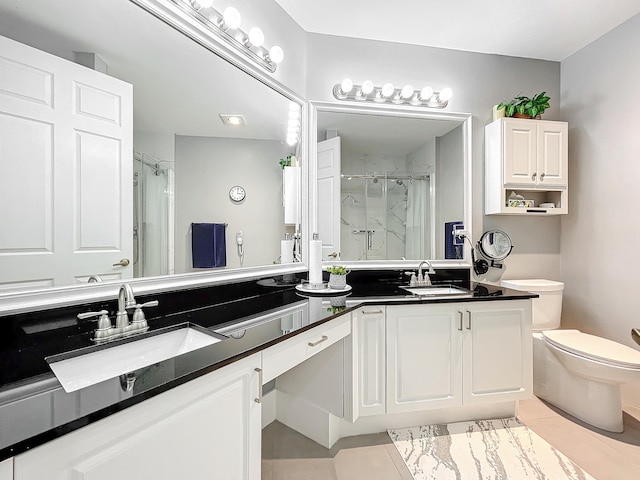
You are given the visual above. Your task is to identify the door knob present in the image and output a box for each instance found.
[327,252,338,258]
[113,258,130,267]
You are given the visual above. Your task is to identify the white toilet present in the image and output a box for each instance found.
[502,279,640,433]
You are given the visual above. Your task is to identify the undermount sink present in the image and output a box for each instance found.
[47,325,223,393]
[400,285,473,298]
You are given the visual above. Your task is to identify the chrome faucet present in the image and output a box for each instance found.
[115,283,137,333]
[417,260,435,286]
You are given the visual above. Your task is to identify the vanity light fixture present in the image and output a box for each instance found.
[173,0,284,72]
[219,113,246,126]
[333,79,452,108]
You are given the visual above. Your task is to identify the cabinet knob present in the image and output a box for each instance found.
[540,173,546,181]
[531,173,537,181]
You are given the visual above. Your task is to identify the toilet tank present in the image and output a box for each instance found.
[501,279,564,331]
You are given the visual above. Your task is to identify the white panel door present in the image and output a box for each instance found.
[317,136,341,260]
[462,300,532,405]
[386,304,463,414]
[351,306,386,420]
[14,354,262,480]
[503,119,537,185]
[0,35,133,292]
[537,121,568,187]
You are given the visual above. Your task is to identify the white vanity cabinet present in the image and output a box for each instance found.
[0,458,12,480]
[386,304,463,414]
[347,306,387,421]
[349,300,532,419]
[485,118,568,215]
[14,354,262,480]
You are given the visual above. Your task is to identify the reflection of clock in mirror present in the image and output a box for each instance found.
[229,185,246,203]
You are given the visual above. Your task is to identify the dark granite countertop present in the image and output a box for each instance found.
[0,269,535,461]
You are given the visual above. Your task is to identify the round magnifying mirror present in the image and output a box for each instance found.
[478,229,513,261]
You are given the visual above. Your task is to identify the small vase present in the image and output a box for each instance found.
[512,112,532,119]
[329,273,347,290]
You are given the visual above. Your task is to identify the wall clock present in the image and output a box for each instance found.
[229,185,246,202]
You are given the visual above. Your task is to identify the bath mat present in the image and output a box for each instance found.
[388,417,594,480]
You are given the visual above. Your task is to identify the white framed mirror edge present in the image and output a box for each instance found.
[308,100,473,271]
[0,0,310,317]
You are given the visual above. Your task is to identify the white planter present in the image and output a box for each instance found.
[328,273,347,289]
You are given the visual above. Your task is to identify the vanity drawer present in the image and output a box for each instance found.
[262,315,351,383]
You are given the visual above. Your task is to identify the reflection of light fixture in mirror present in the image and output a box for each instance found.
[177,0,283,72]
[286,102,301,146]
[333,79,451,108]
[219,113,246,126]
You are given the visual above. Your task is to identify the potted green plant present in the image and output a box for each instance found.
[497,92,550,119]
[326,265,349,289]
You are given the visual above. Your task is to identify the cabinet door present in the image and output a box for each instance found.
[386,305,463,414]
[349,306,386,421]
[537,121,568,187]
[503,119,537,185]
[14,354,262,480]
[0,458,12,480]
[462,301,532,405]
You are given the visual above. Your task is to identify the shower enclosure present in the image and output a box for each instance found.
[340,172,434,260]
[133,152,174,278]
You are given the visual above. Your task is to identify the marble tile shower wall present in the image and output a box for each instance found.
[340,152,423,260]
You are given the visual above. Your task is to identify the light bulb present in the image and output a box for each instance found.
[223,7,241,29]
[289,102,300,111]
[381,83,394,98]
[268,45,284,64]
[361,80,374,95]
[286,138,298,146]
[439,87,453,102]
[288,118,298,128]
[248,27,264,47]
[227,116,241,125]
[340,78,353,94]
[400,85,414,99]
[288,110,300,120]
[420,86,434,101]
[196,0,214,8]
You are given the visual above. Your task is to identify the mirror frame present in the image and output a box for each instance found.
[0,0,309,316]
[309,100,473,271]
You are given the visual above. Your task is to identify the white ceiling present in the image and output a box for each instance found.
[274,0,640,61]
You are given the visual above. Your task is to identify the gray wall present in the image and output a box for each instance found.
[175,136,290,272]
[306,33,562,280]
[560,14,640,404]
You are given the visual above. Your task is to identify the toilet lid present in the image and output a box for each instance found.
[543,330,640,368]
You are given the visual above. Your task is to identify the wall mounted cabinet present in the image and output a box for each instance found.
[485,118,568,215]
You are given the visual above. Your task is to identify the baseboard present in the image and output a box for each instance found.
[621,382,640,409]
[275,389,341,448]
[338,401,517,437]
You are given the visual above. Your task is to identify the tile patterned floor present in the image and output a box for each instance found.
[261,397,640,479]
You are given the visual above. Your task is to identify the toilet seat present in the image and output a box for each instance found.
[543,329,640,369]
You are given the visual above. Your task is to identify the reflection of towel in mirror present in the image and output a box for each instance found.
[192,223,226,268]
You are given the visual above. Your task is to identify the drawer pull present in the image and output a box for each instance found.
[308,335,328,347]
[458,311,463,331]
[361,310,383,315]
[466,311,472,330]
[254,368,263,404]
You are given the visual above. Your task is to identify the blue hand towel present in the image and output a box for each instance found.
[192,223,227,268]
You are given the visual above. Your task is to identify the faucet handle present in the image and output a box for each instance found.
[77,310,113,340]
[130,300,159,333]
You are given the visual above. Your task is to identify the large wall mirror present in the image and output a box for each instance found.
[311,102,471,265]
[0,0,305,307]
